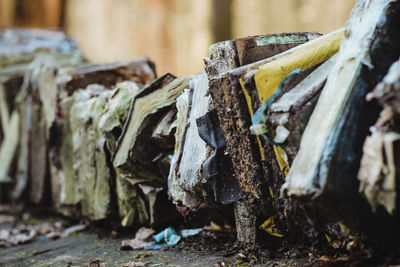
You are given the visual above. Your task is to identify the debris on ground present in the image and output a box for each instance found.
[0,215,14,223]
[146,227,181,250]
[203,221,234,233]
[0,226,37,247]
[121,227,156,250]
[121,227,203,250]
[0,220,66,247]
[134,252,152,259]
[63,224,86,237]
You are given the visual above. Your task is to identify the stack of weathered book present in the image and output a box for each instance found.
[1,0,400,254]
[0,29,181,228]
[173,0,400,250]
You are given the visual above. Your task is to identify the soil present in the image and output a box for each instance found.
[0,214,398,267]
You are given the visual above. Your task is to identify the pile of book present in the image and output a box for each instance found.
[1,0,400,253]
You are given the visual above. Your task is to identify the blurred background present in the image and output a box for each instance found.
[0,0,354,76]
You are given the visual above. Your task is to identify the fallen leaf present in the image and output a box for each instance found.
[134,252,152,259]
[317,256,331,261]
[203,221,235,233]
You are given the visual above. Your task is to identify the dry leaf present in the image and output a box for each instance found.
[134,252,152,259]
[317,256,331,261]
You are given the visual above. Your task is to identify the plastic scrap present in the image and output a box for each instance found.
[145,227,203,250]
[63,224,85,237]
[145,227,181,250]
[250,69,301,145]
[250,70,299,176]
[122,227,203,250]
[179,228,203,238]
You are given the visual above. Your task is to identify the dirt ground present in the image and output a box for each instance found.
[0,213,395,267]
[0,233,329,267]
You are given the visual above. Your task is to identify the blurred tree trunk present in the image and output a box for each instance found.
[0,0,63,28]
[211,0,232,43]
[232,0,354,37]
[0,0,17,27]
[1,0,354,82]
